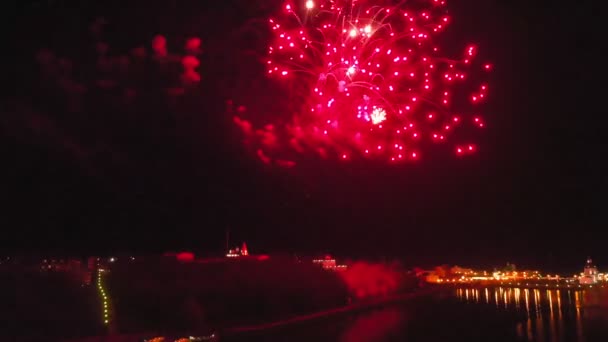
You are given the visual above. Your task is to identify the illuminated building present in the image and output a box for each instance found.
[226,242,250,258]
[312,255,347,271]
[425,263,548,284]
[579,257,598,285]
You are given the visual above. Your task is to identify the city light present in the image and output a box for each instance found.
[312,255,348,271]
[97,269,111,326]
[427,259,606,288]
[226,242,249,258]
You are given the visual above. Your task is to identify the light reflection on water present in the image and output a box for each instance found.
[455,286,608,341]
[230,287,608,342]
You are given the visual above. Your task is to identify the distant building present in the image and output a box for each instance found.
[312,255,347,271]
[226,242,250,258]
[224,242,270,261]
[579,257,599,285]
[451,266,474,274]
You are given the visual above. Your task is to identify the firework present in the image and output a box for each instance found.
[233,0,491,165]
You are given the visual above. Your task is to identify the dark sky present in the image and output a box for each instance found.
[2,0,607,273]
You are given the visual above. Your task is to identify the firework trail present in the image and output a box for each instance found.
[231,0,492,166]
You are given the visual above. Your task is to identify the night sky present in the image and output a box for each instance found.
[2,0,607,273]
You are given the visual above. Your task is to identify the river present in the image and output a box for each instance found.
[224,286,608,341]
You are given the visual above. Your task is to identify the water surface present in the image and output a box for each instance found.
[455,286,608,341]
[226,287,608,341]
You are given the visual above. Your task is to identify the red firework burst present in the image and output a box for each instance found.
[232,0,491,165]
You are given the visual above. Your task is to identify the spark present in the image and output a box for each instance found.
[371,107,387,125]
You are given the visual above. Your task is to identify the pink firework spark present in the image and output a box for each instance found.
[232,0,492,166]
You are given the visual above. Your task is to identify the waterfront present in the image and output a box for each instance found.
[224,287,608,342]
